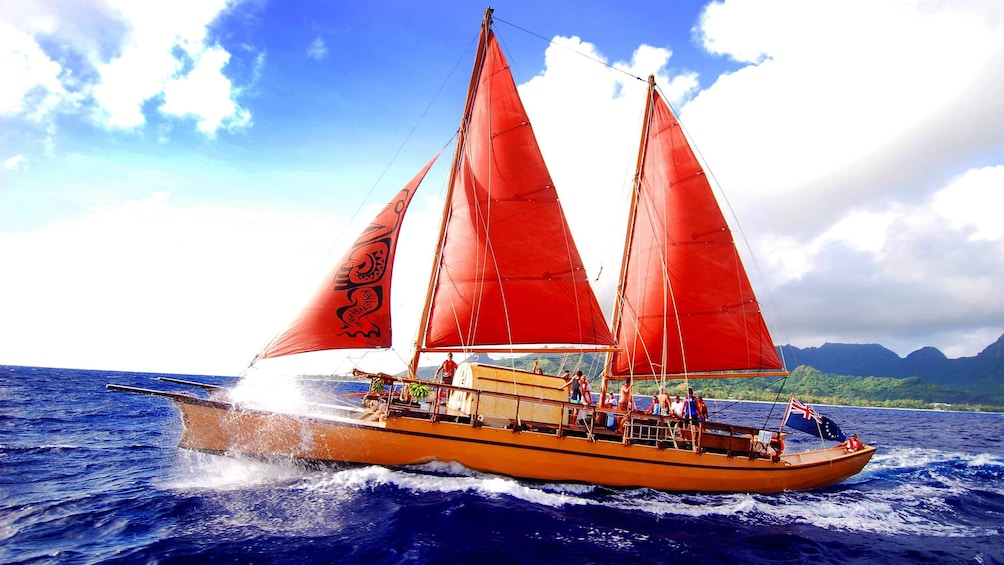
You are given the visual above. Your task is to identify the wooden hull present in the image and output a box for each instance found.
[172,394,875,494]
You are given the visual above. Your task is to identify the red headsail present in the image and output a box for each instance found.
[610,80,782,378]
[261,156,437,358]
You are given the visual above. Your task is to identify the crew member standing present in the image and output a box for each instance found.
[435,353,458,385]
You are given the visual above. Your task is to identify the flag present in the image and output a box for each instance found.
[781,397,847,441]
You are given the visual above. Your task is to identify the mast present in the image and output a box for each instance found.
[609,77,785,380]
[411,8,616,376]
[601,76,657,402]
[409,8,494,377]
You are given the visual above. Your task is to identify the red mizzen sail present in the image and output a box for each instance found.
[261,155,438,358]
[419,28,614,350]
[610,79,781,378]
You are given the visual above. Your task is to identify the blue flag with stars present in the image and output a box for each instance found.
[782,397,847,441]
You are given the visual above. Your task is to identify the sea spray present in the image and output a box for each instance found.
[229,367,310,414]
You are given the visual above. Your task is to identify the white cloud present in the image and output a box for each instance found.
[1,0,252,137]
[931,166,1004,241]
[684,1,1004,226]
[3,154,29,171]
[519,1,1004,359]
[0,193,343,375]
[160,46,252,135]
[306,37,327,61]
[754,165,1004,358]
[92,0,250,135]
[0,22,67,118]
[0,183,446,376]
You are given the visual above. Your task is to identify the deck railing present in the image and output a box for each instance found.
[363,375,780,457]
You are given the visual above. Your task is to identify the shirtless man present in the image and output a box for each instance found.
[657,387,671,415]
[618,380,633,412]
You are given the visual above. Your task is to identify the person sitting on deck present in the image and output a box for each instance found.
[645,396,660,415]
[605,394,618,429]
[839,433,864,453]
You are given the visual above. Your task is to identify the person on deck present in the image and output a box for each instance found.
[683,388,700,424]
[565,371,582,403]
[577,372,593,424]
[696,395,709,422]
[618,380,633,412]
[839,433,864,453]
[563,370,582,424]
[605,393,618,429]
[670,395,685,419]
[646,396,660,415]
[435,353,458,386]
[657,387,671,415]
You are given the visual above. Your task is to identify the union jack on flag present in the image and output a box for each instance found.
[782,396,847,441]
[789,397,821,422]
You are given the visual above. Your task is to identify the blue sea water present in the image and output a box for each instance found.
[2,365,1003,564]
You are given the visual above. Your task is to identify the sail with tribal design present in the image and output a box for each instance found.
[260,155,438,357]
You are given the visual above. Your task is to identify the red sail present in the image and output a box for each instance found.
[422,32,614,349]
[610,84,781,377]
[261,156,437,358]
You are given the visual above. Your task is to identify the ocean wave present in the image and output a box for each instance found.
[263,453,1002,540]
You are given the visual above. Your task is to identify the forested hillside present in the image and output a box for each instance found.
[440,334,1004,411]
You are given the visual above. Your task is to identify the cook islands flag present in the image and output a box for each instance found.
[781,397,847,441]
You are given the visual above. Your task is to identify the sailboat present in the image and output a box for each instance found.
[109,9,874,493]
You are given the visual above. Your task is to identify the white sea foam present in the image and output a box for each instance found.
[297,462,594,508]
[162,451,307,491]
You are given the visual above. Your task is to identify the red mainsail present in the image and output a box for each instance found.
[610,79,782,378]
[261,156,438,358]
[420,28,614,350]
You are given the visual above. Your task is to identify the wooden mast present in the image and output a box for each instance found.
[409,7,494,377]
[601,75,657,403]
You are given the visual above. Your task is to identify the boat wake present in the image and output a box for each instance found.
[242,448,1001,539]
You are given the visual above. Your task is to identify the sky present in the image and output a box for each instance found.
[2,0,1003,377]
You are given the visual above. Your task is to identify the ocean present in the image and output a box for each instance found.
[2,365,1003,564]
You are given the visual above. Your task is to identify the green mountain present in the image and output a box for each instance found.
[415,333,1004,411]
[776,333,1004,408]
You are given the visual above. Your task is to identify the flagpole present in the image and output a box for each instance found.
[781,394,793,429]
[813,407,827,450]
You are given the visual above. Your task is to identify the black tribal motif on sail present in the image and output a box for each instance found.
[332,190,411,340]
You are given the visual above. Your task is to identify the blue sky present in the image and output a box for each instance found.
[2,1,1003,376]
